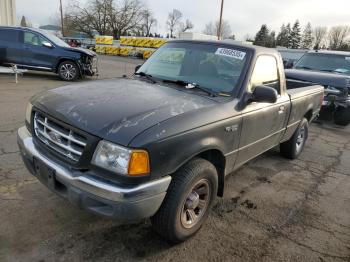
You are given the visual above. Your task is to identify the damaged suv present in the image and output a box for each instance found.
[0,26,97,81]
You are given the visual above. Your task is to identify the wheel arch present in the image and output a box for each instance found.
[55,57,82,75]
[173,148,226,197]
[304,109,313,122]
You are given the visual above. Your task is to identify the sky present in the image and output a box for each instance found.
[16,0,350,40]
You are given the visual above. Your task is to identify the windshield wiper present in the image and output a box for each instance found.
[162,79,218,97]
[135,71,156,83]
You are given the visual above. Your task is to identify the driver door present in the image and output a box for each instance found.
[236,55,290,166]
[21,31,55,69]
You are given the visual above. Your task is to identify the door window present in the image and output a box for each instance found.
[0,29,20,42]
[250,55,280,94]
[24,32,46,46]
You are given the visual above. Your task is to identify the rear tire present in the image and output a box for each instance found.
[58,61,79,81]
[334,107,350,126]
[151,158,218,244]
[280,118,309,159]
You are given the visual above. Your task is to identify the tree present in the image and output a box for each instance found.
[328,25,350,50]
[301,22,314,49]
[286,23,292,48]
[290,20,301,49]
[313,26,327,50]
[20,15,27,27]
[140,9,157,36]
[203,19,232,39]
[254,24,269,47]
[179,19,194,33]
[267,31,276,47]
[166,9,182,38]
[110,0,144,38]
[276,24,290,47]
[66,0,114,37]
[65,0,147,39]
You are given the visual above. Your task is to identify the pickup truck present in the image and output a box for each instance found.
[18,40,323,243]
[286,50,350,126]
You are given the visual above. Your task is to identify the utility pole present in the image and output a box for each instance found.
[59,0,64,37]
[217,0,224,40]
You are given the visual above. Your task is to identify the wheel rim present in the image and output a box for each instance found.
[296,125,306,153]
[181,179,210,229]
[60,64,76,80]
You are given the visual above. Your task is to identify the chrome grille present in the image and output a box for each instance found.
[34,112,87,162]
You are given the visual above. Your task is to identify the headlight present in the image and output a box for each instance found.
[92,140,150,176]
[25,102,33,124]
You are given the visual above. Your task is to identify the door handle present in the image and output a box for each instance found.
[278,106,285,114]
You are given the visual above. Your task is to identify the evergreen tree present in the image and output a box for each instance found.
[254,24,269,47]
[301,22,314,49]
[267,31,276,47]
[20,16,27,27]
[277,24,290,47]
[290,20,302,49]
[286,23,292,48]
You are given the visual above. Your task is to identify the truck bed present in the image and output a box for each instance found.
[281,80,324,143]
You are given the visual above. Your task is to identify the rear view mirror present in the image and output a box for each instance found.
[252,85,278,103]
[42,41,53,48]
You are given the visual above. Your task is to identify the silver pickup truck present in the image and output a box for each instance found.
[18,40,324,243]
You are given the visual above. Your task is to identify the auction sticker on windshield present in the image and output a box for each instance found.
[215,48,246,60]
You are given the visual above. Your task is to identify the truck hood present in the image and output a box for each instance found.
[285,69,350,90]
[32,78,217,145]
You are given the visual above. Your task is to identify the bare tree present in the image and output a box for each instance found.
[65,0,113,37]
[313,26,327,50]
[110,0,144,38]
[179,19,194,33]
[166,9,182,38]
[65,0,145,38]
[140,9,157,36]
[328,25,350,50]
[203,19,232,39]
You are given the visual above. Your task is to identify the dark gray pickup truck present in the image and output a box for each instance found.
[18,40,323,243]
[286,50,350,126]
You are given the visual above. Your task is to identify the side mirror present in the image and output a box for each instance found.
[42,41,53,48]
[285,60,294,69]
[135,64,142,73]
[252,85,278,103]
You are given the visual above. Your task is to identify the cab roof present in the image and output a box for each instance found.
[307,49,350,56]
[169,39,279,56]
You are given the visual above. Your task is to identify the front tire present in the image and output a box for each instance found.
[151,158,218,243]
[58,61,79,81]
[334,107,350,126]
[280,118,309,159]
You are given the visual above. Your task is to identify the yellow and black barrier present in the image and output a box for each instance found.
[120,37,167,48]
[95,35,114,45]
[105,46,120,55]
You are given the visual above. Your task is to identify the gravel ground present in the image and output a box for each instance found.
[0,55,349,262]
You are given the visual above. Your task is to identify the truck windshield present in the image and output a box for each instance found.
[137,42,248,94]
[295,53,350,75]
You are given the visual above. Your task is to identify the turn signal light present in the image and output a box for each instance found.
[128,150,150,176]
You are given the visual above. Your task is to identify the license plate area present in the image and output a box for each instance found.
[33,158,57,189]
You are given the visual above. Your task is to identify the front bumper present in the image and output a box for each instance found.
[17,126,171,221]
